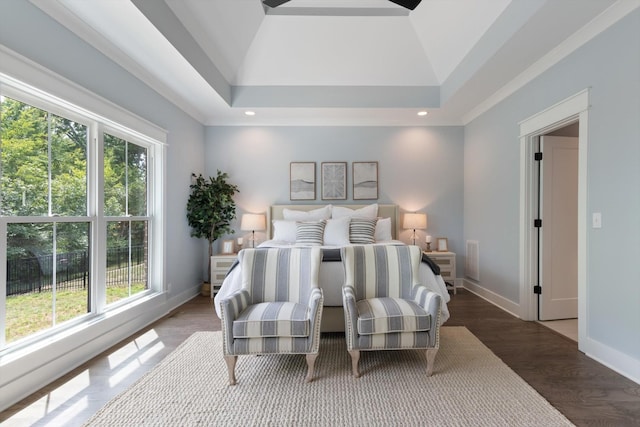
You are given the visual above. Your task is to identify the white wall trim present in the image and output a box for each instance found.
[462,279,521,319]
[462,279,640,386]
[463,1,639,125]
[582,337,640,385]
[518,90,590,351]
[0,44,167,143]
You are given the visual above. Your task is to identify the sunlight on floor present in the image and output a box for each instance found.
[538,319,578,342]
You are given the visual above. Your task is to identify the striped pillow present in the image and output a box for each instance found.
[349,217,378,244]
[295,220,327,245]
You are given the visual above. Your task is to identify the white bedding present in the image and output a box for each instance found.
[213,240,450,325]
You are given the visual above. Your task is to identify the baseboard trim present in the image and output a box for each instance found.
[462,280,640,385]
[462,279,522,319]
[582,337,640,385]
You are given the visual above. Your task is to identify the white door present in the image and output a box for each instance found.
[539,136,578,320]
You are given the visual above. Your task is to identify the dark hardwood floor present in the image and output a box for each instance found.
[2,290,639,426]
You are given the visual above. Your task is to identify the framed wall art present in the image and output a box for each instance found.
[290,162,316,200]
[321,162,347,200]
[353,161,378,200]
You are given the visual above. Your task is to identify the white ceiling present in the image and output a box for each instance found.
[31,0,631,126]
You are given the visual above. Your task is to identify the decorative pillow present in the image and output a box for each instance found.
[272,220,297,242]
[283,205,332,221]
[295,220,327,246]
[375,217,393,241]
[332,203,378,219]
[323,217,351,246]
[349,217,378,244]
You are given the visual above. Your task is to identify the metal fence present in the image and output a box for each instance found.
[6,246,147,296]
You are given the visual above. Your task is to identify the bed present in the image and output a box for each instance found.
[214,203,450,331]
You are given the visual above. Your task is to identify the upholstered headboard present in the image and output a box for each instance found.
[268,204,400,240]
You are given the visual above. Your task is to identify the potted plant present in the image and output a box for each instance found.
[186,171,239,295]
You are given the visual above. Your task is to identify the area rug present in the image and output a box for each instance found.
[84,327,573,426]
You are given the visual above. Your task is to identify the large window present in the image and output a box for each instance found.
[0,82,162,349]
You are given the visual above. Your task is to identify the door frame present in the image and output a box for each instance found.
[518,89,589,350]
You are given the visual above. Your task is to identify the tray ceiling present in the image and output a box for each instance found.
[30,0,629,126]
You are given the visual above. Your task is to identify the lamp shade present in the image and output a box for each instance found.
[403,213,427,230]
[240,213,266,231]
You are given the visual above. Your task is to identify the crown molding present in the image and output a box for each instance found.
[462,0,640,125]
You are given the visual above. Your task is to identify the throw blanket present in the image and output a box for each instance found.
[225,248,441,276]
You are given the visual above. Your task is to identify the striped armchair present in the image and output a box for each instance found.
[342,245,442,378]
[219,247,323,385]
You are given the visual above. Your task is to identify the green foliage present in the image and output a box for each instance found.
[186,171,238,281]
[1,96,147,258]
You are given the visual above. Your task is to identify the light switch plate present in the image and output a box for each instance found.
[592,212,602,228]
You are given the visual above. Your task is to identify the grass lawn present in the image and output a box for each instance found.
[6,283,146,343]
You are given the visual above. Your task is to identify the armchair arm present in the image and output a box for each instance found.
[412,284,442,317]
[342,285,359,350]
[306,288,324,353]
[412,284,442,347]
[219,289,250,356]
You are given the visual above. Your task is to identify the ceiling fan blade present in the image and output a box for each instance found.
[388,0,422,10]
[262,0,292,7]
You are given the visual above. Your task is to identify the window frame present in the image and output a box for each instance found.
[0,73,165,353]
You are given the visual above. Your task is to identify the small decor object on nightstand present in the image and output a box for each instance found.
[425,235,432,252]
[436,237,448,252]
[221,240,235,254]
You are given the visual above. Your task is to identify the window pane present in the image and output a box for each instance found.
[50,114,87,216]
[103,134,147,217]
[0,97,49,216]
[5,222,90,343]
[128,143,147,216]
[54,222,90,323]
[104,133,126,216]
[106,220,148,305]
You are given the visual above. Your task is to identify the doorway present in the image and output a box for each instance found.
[538,130,579,321]
[536,126,579,341]
[518,89,589,351]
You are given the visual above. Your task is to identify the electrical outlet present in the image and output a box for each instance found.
[592,212,602,229]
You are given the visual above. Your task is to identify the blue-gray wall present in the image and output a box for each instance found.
[465,9,640,372]
[205,125,465,271]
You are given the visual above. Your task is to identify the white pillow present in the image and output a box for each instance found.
[272,220,297,242]
[332,203,378,219]
[283,205,332,221]
[323,217,351,246]
[375,217,393,241]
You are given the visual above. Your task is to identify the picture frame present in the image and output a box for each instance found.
[321,162,347,200]
[353,161,378,200]
[436,237,449,252]
[221,240,235,254]
[290,162,316,200]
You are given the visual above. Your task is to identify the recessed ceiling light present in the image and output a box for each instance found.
[245,111,255,116]
[417,111,428,116]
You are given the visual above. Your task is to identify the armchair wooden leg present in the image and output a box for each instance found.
[425,348,438,377]
[348,350,361,378]
[224,355,238,385]
[305,353,318,383]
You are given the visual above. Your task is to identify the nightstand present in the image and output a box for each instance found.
[424,251,457,294]
[210,254,237,298]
